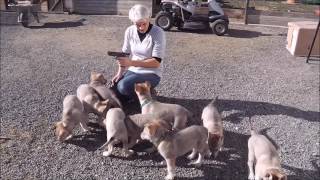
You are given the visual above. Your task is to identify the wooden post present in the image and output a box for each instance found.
[244,0,250,25]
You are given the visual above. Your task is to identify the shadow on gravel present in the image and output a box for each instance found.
[215,99,320,123]
[169,28,214,35]
[227,28,273,38]
[66,122,107,151]
[153,96,319,124]
[28,18,86,29]
[168,28,280,38]
[283,161,320,180]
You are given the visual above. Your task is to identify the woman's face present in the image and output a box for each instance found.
[135,19,150,33]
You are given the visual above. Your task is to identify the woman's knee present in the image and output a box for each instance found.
[117,81,132,96]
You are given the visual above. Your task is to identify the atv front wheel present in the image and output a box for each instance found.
[211,19,228,36]
[155,11,173,31]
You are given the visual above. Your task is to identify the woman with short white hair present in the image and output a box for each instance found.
[111,4,166,104]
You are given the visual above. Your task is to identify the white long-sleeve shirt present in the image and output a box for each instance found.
[122,24,166,77]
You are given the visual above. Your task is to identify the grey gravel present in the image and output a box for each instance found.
[1,14,319,180]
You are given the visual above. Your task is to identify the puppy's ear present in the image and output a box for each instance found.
[101,99,109,105]
[144,81,151,89]
[146,123,158,136]
[91,72,98,80]
[266,169,284,180]
[134,83,141,92]
[156,119,170,130]
[62,122,67,128]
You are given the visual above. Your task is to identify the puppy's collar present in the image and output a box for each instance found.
[140,98,153,108]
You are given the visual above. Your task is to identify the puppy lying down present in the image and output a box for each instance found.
[141,120,210,180]
[248,128,287,180]
[54,95,90,142]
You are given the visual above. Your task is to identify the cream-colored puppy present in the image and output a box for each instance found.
[125,113,156,149]
[89,72,122,108]
[141,120,210,180]
[100,108,133,157]
[248,129,287,180]
[201,99,224,158]
[54,95,89,142]
[135,82,191,130]
[76,84,109,126]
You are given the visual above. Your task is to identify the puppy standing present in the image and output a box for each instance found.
[135,82,192,130]
[125,113,157,149]
[247,119,287,180]
[100,108,132,157]
[54,95,90,141]
[201,99,224,158]
[89,72,122,109]
[76,84,109,126]
[141,120,210,180]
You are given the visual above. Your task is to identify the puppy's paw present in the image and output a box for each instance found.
[145,146,157,154]
[65,134,73,140]
[124,149,135,157]
[187,153,196,160]
[165,174,175,180]
[102,151,112,157]
[192,162,202,168]
[248,173,254,180]
[205,151,212,158]
[160,160,166,166]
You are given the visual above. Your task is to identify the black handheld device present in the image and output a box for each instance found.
[107,51,130,57]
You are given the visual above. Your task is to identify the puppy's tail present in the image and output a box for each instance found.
[248,117,257,136]
[98,137,115,150]
[211,96,219,105]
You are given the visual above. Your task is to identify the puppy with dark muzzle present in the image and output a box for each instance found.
[135,81,192,130]
[99,113,157,156]
[201,99,224,158]
[54,95,90,142]
[141,120,210,180]
[89,72,122,109]
[247,119,287,180]
[76,84,110,127]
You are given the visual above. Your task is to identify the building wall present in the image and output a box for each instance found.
[72,0,154,15]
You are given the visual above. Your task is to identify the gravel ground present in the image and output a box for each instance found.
[1,14,319,180]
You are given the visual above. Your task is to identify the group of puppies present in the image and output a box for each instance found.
[53,72,287,180]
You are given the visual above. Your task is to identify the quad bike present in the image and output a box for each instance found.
[155,0,229,36]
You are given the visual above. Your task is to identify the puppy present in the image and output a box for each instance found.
[100,108,133,157]
[141,120,210,180]
[248,128,287,180]
[76,84,110,126]
[135,82,192,130]
[89,72,122,109]
[201,99,224,158]
[54,95,89,142]
[125,113,157,149]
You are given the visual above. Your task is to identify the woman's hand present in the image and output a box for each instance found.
[117,57,132,67]
[111,65,126,86]
[111,73,122,86]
